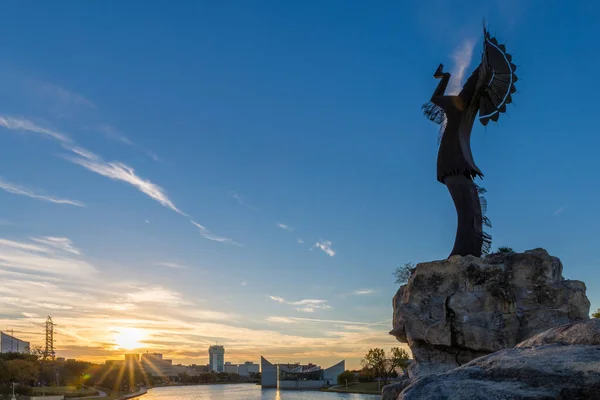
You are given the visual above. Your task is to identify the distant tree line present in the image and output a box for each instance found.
[176,371,257,384]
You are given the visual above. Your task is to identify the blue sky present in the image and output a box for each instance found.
[0,1,598,369]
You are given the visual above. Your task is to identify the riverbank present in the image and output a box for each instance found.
[151,381,255,388]
[320,382,381,395]
[71,387,146,400]
[116,388,147,400]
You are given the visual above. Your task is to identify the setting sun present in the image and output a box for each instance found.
[113,327,145,350]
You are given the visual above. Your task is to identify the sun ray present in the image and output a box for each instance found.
[96,362,118,387]
[114,360,127,393]
[135,356,150,386]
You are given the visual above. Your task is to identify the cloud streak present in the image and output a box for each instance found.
[0,236,96,277]
[95,125,161,162]
[1,117,239,246]
[31,237,81,255]
[155,262,187,269]
[232,193,258,211]
[30,80,97,110]
[448,39,476,95]
[126,287,187,306]
[0,115,71,143]
[313,240,336,257]
[277,223,293,232]
[353,289,374,295]
[0,177,84,207]
[191,221,241,246]
[63,146,186,215]
[269,295,331,313]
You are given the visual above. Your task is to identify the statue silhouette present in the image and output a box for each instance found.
[423,27,518,257]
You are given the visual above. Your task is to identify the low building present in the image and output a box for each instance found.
[238,361,259,377]
[124,353,140,363]
[224,362,238,374]
[141,353,174,377]
[0,332,30,354]
[188,364,210,375]
[261,356,344,390]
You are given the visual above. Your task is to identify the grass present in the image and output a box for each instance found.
[322,381,382,395]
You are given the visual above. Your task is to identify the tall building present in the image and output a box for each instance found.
[0,332,30,354]
[208,345,225,372]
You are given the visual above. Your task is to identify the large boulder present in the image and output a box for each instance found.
[382,374,412,400]
[398,319,600,400]
[390,248,590,377]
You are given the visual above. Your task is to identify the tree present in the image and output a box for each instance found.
[393,263,415,285]
[3,359,39,385]
[361,347,409,386]
[337,370,356,385]
[592,308,600,318]
[357,366,374,383]
[497,247,514,253]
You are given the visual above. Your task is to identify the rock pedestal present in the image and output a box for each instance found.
[398,319,600,400]
[390,248,590,378]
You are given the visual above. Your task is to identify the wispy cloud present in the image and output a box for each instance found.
[553,206,566,216]
[0,177,84,207]
[0,115,71,143]
[268,295,331,313]
[267,316,380,326]
[190,220,241,246]
[0,250,402,369]
[155,262,187,269]
[297,238,304,244]
[95,125,162,162]
[266,316,297,324]
[448,39,476,95]
[63,146,185,215]
[96,124,133,145]
[352,289,374,295]
[0,236,96,277]
[126,287,187,306]
[31,237,81,255]
[1,117,174,213]
[30,80,97,110]
[232,193,258,211]
[241,281,247,286]
[313,240,336,257]
[276,223,293,232]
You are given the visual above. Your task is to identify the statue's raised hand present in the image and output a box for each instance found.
[433,64,445,78]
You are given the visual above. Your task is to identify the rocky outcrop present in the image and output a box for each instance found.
[398,319,600,400]
[382,374,411,400]
[516,317,600,347]
[390,248,590,378]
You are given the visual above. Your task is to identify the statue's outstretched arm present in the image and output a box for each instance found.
[430,64,455,109]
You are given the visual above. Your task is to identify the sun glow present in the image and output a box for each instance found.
[113,327,145,350]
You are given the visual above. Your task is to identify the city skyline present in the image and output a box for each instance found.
[1,1,599,372]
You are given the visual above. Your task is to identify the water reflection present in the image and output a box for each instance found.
[143,384,378,399]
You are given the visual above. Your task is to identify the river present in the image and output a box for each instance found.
[143,384,378,399]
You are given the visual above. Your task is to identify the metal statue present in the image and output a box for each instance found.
[423,27,518,257]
